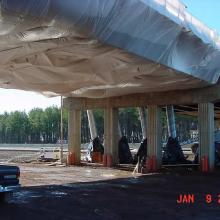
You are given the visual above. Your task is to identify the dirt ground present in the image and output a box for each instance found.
[1,150,220,220]
[0,162,220,220]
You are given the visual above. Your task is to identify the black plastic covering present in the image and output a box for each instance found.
[118,136,133,164]
[86,137,104,162]
[133,138,147,165]
[162,137,191,164]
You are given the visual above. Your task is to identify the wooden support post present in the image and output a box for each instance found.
[68,109,81,165]
[198,103,215,172]
[104,108,119,167]
[147,105,162,172]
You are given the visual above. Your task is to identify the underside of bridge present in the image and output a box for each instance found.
[0,1,219,172]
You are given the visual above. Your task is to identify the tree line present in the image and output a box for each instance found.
[0,106,198,144]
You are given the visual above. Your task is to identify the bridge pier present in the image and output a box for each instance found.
[198,103,215,172]
[103,107,119,167]
[64,85,220,172]
[147,105,162,171]
[67,109,81,165]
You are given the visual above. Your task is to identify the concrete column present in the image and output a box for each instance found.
[87,110,98,140]
[103,108,119,167]
[139,107,147,139]
[198,103,215,172]
[147,105,162,171]
[68,109,81,165]
[166,105,177,138]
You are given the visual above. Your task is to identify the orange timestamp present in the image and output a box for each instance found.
[177,194,220,204]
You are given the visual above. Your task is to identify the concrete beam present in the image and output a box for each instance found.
[198,103,215,172]
[103,108,119,167]
[64,85,220,110]
[147,105,162,171]
[68,109,81,165]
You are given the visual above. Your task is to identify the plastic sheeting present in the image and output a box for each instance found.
[0,0,219,98]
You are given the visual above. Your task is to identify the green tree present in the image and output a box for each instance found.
[5,111,29,143]
[29,108,44,143]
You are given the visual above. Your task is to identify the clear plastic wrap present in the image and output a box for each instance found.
[0,0,219,98]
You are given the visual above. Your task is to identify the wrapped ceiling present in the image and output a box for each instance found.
[0,0,219,98]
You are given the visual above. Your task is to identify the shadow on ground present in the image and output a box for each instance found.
[1,171,220,220]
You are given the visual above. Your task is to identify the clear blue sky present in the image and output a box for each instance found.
[181,0,220,34]
[0,0,219,113]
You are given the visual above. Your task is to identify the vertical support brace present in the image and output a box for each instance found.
[118,121,122,138]
[166,105,177,138]
[198,103,215,172]
[139,107,147,139]
[68,109,81,165]
[87,110,98,140]
[147,105,162,171]
[104,108,119,167]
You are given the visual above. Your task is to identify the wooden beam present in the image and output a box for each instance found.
[64,85,220,110]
